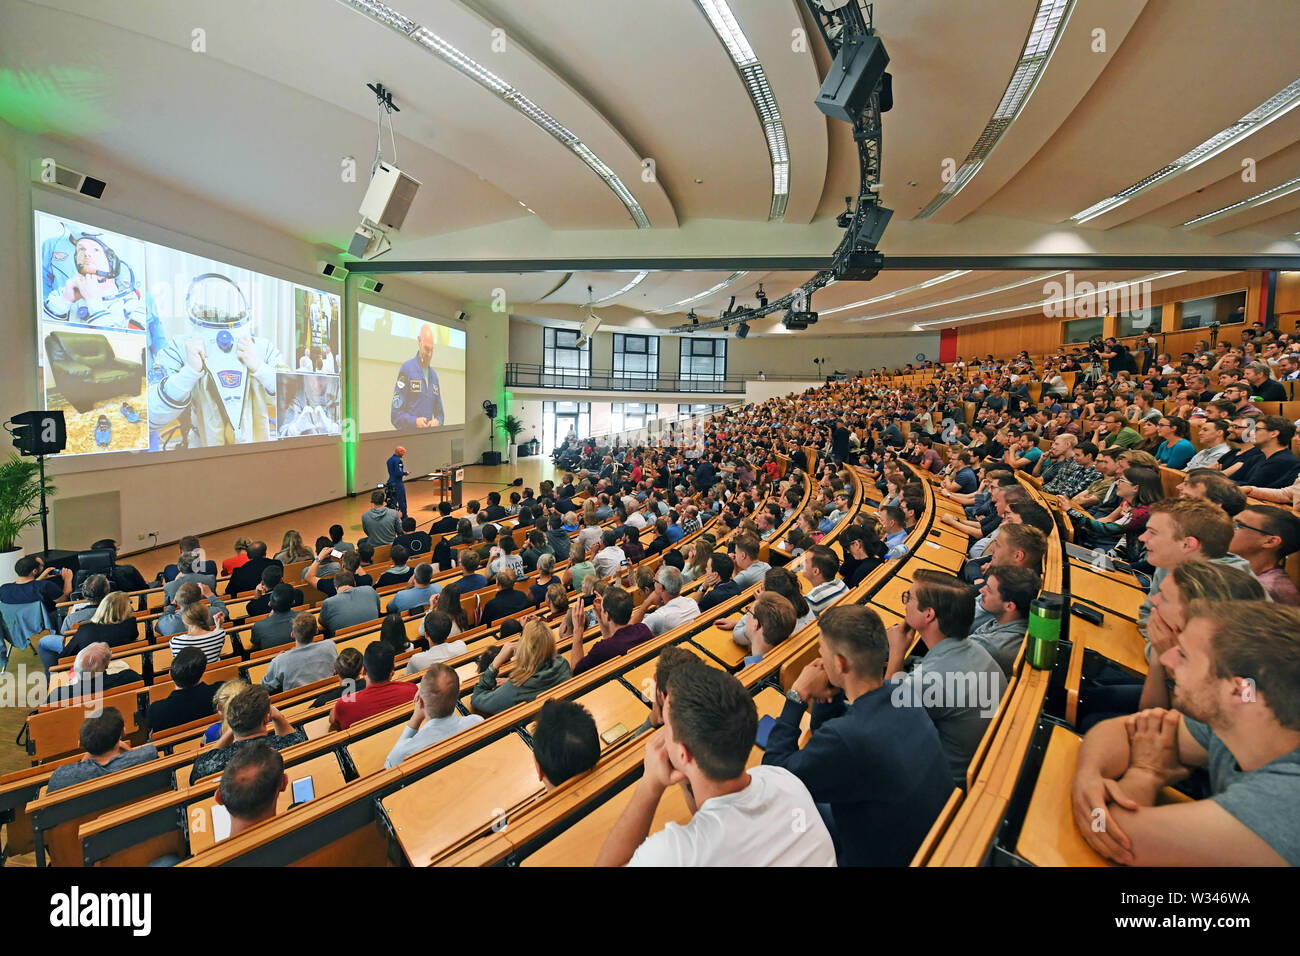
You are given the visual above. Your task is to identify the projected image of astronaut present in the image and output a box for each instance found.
[277,372,341,437]
[148,272,285,447]
[41,225,146,330]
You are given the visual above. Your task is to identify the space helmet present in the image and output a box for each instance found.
[185,272,251,352]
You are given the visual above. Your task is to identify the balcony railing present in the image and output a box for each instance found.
[505,363,809,393]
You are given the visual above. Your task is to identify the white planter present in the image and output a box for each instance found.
[508,444,519,465]
[0,549,23,586]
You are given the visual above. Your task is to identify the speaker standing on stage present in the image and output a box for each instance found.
[387,445,410,518]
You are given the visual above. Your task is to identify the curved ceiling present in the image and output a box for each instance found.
[3,0,1296,337]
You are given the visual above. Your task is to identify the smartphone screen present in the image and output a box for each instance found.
[291,776,315,804]
[755,714,777,750]
[330,549,343,559]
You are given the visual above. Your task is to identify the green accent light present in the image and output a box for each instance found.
[0,68,111,135]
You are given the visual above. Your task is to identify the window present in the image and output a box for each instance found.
[1117,306,1161,338]
[611,402,659,435]
[1063,317,1104,344]
[543,328,591,385]
[679,337,727,388]
[542,400,590,455]
[1179,291,1247,330]
[677,403,727,420]
[612,334,658,385]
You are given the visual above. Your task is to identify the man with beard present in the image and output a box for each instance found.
[1070,601,1300,865]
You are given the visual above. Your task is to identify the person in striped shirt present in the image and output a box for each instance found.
[170,601,228,663]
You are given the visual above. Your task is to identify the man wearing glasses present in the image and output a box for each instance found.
[1230,415,1300,490]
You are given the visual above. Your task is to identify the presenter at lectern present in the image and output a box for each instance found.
[391,322,445,429]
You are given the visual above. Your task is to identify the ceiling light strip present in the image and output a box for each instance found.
[649,272,749,314]
[695,0,789,221]
[915,271,1184,328]
[1072,78,1300,224]
[841,271,1065,322]
[339,0,651,229]
[592,271,650,305]
[1180,176,1300,228]
[916,0,1074,219]
[820,270,971,316]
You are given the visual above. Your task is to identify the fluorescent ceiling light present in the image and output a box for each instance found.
[1181,176,1300,228]
[592,271,650,305]
[1072,78,1300,224]
[339,0,651,229]
[650,272,748,314]
[915,271,1184,328]
[917,0,1074,219]
[695,0,789,220]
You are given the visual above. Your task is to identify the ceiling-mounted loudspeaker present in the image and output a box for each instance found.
[359,277,384,294]
[735,322,750,339]
[317,261,349,281]
[359,160,421,231]
[815,35,890,124]
[456,311,468,322]
[32,158,106,199]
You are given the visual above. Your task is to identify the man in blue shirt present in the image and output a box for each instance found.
[386,445,410,518]
[764,604,953,866]
[390,323,445,429]
[387,562,442,614]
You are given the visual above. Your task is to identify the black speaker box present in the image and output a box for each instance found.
[9,410,67,456]
[815,36,889,124]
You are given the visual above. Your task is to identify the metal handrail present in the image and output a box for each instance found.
[504,363,814,393]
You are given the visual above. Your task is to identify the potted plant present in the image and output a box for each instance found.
[0,453,54,584]
[496,413,525,465]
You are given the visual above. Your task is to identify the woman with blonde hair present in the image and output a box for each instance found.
[275,529,313,564]
[57,590,139,661]
[221,537,253,576]
[202,677,250,744]
[471,618,572,716]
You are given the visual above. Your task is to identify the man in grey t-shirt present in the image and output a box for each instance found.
[318,573,381,638]
[261,615,339,693]
[361,489,403,548]
[1072,602,1300,865]
[48,707,159,793]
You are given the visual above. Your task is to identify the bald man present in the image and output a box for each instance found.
[391,322,445,430]
[386,445,410,518]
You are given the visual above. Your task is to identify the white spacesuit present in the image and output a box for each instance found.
[148,273,284,446]
[42,230,145,330]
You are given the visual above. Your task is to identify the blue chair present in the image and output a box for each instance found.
[0,599,55,667]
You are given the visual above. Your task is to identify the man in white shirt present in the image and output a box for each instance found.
[629,566,700,636]
[596,662,835,867]
[1184,419,1232,471]
[592,529,626,578]
[384,663,482,768]
[405,611,468,675]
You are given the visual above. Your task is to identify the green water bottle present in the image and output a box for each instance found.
[1026,592,1063,670]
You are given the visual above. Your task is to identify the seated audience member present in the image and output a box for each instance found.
[455,551,489,594]
[880,506,909,558]
[170,601,227,663]
[394,516,432,557]
[405,611,467,674]
[146,647,218,736]
[1072,601,1300,865]
[274,529,314,564]
[160,535,216,583]
[330,641,418,731]
[318,572,382,638]
[629,566,701,636]
[46,642,142,704]
[261,614,338,693]
[480,568,532,627]
[1232,416,1300,489]
[245,564,302,618]
[326,523,354,552]
[532,699,601,790]
[839,524,886,587]
[40,591,138,671]
[1185,419,1232,470]
[1136,498,1248,641]
[764,605,953,866]
[249,583,302,651]
[428,501,458,536]
[529,553,558,605]
[202,679,249,744]
[361,489,403,548]
[47,707,159,793]
[1139,561,1266,711]
[375,544,415,588]
[164,550,216,604]
[884,570,1005,786]
[1,555,72,626]
[1229,505,1300,606]
[155,580,227,638]
[384,663,484,768]
[224,540,281,597]
[731,535,771,590]
[737,591,797,667]
[546,513,573,561]
[803,545,849,616]
[221,537,252,577]
[58,573,109,635]
[311,648,366,707]
[696,551,742,613]
[971,565,1040,675]
[388,562,442,614]
[593,529,627,578]
[596,663,836,866]
[192,685,307,781]
[570,586,653,676]
[214,742,288,839]
[1178,470,1247,515]
[472,618,573,716]
[730,566,816,648]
